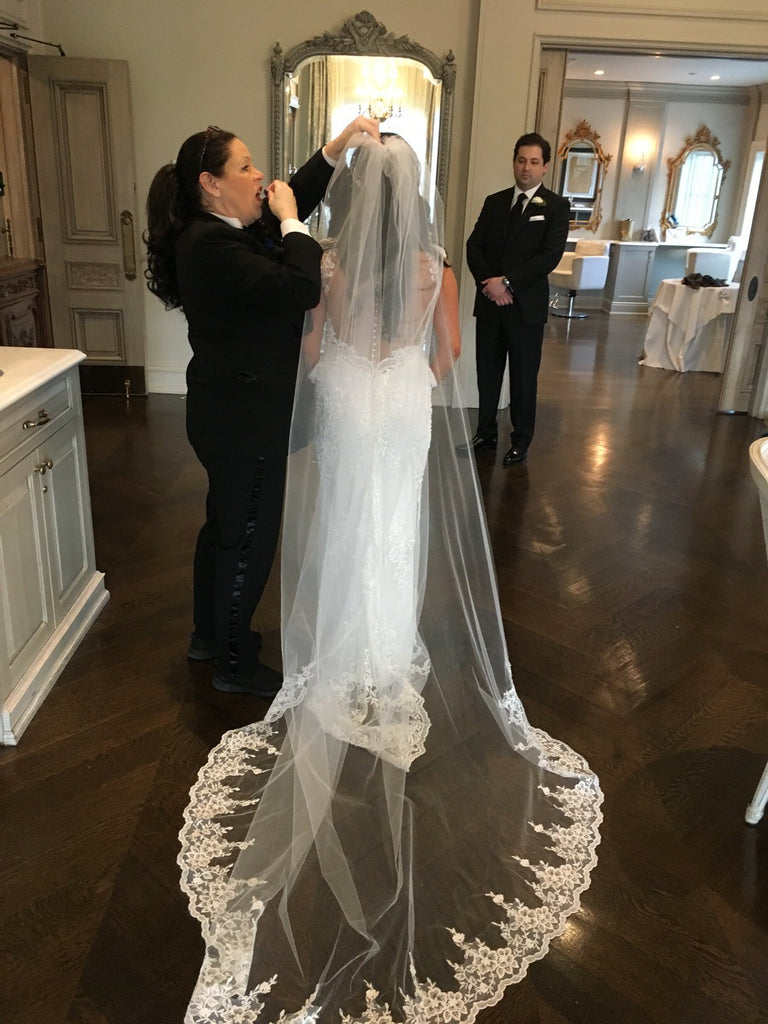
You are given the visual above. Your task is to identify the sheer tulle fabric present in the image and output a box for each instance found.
[179,134,602,1023]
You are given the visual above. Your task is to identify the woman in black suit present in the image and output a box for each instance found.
[145,117,379,697]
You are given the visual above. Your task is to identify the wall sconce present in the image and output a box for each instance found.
[630,135,653,176]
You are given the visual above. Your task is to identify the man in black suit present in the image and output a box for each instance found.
[465,132,569,464]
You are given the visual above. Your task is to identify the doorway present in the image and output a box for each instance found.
[537,45,768,415]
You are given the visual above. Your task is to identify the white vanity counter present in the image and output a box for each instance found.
[564,239,733,314]
[600,241,730,314]
[0,346,85,411]
[0,346,108,743]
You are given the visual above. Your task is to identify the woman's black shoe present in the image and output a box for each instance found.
[212,662,282,697]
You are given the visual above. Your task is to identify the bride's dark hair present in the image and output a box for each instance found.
[144,127,235,309]
[324,132,432,342]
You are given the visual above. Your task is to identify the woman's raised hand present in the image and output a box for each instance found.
[266,179,299,222]
[324,115,382,162]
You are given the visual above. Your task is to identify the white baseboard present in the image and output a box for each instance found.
[146,368,187,395]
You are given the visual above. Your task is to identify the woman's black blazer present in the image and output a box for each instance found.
[177,148,333,457]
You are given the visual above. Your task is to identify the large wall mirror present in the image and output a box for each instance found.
[661,124,730,239]
[556,120,612,233]
[271,10,455,212]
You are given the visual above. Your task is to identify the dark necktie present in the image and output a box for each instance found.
[508,191,526,232]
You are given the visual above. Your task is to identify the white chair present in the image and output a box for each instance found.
[684,248,732,281]
[746,436,768,825]
[549,239,610,319]
[726,236,745,283]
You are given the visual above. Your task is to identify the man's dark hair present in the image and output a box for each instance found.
[514,132,551,165]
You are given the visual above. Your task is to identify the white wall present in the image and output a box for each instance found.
[560,85,756,243]
[661,97,752,240]
[559,91,625,237]
[28,0,768,399]
[34,0,479,393]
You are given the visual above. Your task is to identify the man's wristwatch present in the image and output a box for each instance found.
[502,277,511,290]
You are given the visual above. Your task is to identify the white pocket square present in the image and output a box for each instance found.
[529,215,545,221]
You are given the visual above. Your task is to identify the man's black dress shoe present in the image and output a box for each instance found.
[503,443,528,465]
[212,661,282,697]
[187,630,263,661]
[456,434,497,455]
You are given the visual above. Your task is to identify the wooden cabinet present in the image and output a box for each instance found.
[0,259,51,348]
[0,348,108,743]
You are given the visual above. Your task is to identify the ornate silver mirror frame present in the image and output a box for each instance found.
[271,10,456,202]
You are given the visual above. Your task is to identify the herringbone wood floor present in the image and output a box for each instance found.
[2,311,767,1024]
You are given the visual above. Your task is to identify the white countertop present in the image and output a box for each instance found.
[607,240,729,249]
[0,347,85,413]
[566,236,729,249]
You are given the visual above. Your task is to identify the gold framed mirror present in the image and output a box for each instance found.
[556,120,612,233]
[271,11,456,208]
[661,124,730,239]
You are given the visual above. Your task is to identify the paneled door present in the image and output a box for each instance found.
[27,57,145,395]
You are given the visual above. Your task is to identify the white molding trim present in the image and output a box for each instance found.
[601,296,651,314]
[536,0,768,22]
[564,80,752,104]
[535,34,768,59]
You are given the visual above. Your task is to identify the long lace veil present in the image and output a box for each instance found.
[179,133,603,1024]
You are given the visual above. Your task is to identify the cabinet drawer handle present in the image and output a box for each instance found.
[34,458,53,475]
[22,409,51,430]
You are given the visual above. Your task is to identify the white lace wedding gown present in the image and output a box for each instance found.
[178,133,602,1024]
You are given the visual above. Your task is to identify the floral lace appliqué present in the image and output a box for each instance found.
[179,699,603,1024]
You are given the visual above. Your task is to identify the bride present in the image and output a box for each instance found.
[178,132,603,1024]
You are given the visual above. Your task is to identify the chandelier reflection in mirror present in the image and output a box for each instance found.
[357,57,403,121]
